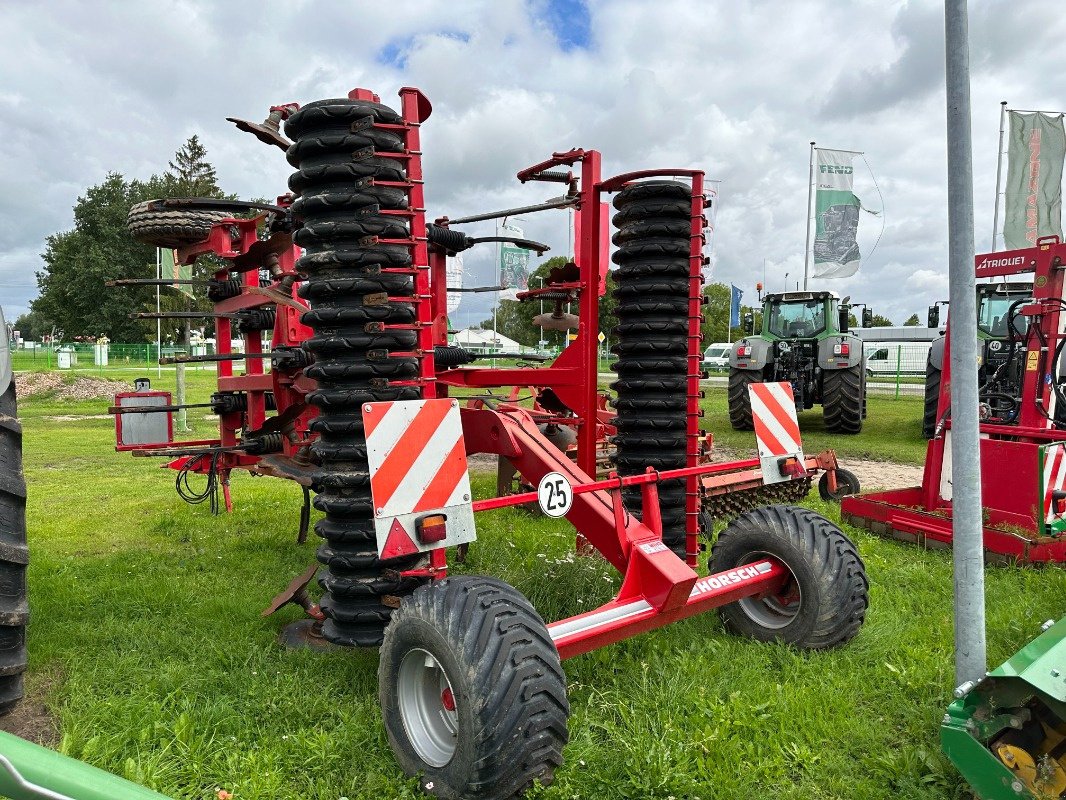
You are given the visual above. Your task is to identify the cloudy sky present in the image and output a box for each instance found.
[2,0,1063,332]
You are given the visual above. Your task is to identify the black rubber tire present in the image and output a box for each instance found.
[822,365,864,434]
[728,369,759,430]
[611,277,691,298]
[612,218,692,245]
[611,180,692,208]
[710,505,868,650]
[817,468,861,502]
[379,577,569,799]
[611,238,692,264]
[923,360,941,439]
[612,258,692,280]
[0,384,28,714]
[284,98,403,138]
[285,129,405,167]
[127,201,225,249]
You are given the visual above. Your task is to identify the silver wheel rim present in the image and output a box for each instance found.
[397,648,459,767]
[736,551,801,630]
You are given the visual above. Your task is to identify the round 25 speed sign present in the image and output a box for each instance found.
[537,472,573,518]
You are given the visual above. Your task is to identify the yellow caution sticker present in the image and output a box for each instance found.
[1027,351,1040,371]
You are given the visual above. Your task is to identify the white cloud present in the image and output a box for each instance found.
[0,0,1063,330]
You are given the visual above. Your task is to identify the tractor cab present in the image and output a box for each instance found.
[762,291,838,340]
[976,281,1032,339]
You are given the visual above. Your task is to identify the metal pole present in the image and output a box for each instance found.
[803,141,816,290]
[990,100,1008,252]
[156,248,162,379]
[944,0,986,687]
[493,219,501,367]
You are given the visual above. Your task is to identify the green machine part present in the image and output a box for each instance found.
[941,616,1066,799]
[0,730,170,800]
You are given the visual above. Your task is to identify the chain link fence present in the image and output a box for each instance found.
[10,342,219,373]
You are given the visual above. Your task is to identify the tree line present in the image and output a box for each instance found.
[15,136,226,344]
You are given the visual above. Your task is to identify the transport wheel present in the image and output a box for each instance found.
[727,369,759,430]
[923,360,941,438]
[126,200,226,248]
[710,505,868,649]
[0,383,28,714]
[817,468,860,502]
[822,365,864,434]
[379,576,569,799]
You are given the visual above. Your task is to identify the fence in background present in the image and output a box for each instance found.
[10,342,218,373]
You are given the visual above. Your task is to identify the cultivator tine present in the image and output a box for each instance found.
[158,352,273,365]
[701,477,812,522]
[130,444,248,458]
[108,402,216,414]
[131,311,242,320]
[106,278,211,287]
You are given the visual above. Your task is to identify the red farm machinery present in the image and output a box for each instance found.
[108,87,870,798]
[843,237,1066,564]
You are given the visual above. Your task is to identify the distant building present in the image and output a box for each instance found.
[452,328,524,354]
[853,325,941,343]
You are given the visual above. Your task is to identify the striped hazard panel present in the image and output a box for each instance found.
[1040,442,1066,535]
[363,399,476,559]
[748,381,805,486]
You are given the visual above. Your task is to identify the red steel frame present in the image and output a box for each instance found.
[841,236,1066,563]
[113,86,824,653]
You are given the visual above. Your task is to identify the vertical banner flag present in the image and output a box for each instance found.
[1003,111,1065,250]
[813,149,862,278]
[499,221,530,300]
[161,248,194,299]
[446,252,464,314]
[729,284,743,328]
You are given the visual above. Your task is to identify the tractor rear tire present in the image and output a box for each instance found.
[379,577,569,799]
[127,201,226,249]
[728,369,759,430]
[0,384,28,714]
[923,361,941,438]
[710,505,868,650]
[817,468,860,502]
[822,365,864,434]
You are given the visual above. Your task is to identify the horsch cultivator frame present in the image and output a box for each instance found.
[107,87,869,798]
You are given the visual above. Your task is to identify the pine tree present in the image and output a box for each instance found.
[165,135,221,197]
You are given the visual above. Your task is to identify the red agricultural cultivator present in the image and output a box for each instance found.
[843,237,1066,564]
[110,87,869,798]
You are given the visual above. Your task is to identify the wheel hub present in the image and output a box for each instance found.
[397,648,459,767]
[736,552,802,630]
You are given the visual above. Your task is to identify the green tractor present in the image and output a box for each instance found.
[922,281,1033,438]
[728,290,867,434]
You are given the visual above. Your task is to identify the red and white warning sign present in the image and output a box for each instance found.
[748,381,805,486]
[362,399,476,559]
[1040,442,1066,535]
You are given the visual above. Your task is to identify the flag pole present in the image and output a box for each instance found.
[155,248,162,378]
[803,141,816,290]
[990,100,1008,252]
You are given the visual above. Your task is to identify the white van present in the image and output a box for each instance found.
[703,343,731,370]
[862,341,930,376]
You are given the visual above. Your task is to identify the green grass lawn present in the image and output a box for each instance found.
[701,392,930,465]
[13,372,1065,799]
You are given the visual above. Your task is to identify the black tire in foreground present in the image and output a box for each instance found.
[127,200,226,249]
[923,360,941,439]
[817,468,861,502]
[0,384,28,714]
[727,368,759,430]
[821,364,864,434]
[709,505,868,650]
[379,576,569,799]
